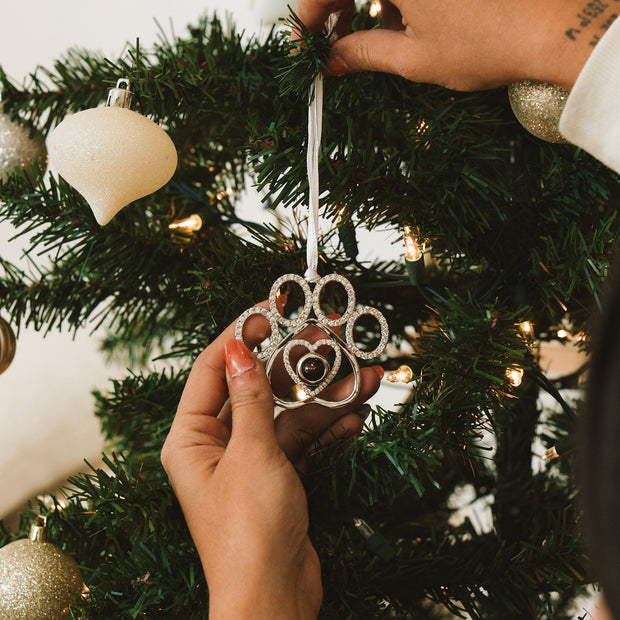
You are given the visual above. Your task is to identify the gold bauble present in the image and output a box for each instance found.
[508,80,569,143]
[0,316,16,375]
[0,522,83,620]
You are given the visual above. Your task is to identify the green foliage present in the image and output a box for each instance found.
[0,9,617,618]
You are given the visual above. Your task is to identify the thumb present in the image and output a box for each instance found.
[224,339,277,445]
[326,29,419,79]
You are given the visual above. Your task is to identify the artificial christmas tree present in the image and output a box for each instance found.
[0,8,618,618]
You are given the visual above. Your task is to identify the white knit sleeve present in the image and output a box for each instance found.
[559,17,620,174]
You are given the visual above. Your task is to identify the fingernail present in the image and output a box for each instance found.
[327,312,341,320]
[224,339,256,378]
[324,54,349,76]
[276,293,288,312]
[371,365,384,380]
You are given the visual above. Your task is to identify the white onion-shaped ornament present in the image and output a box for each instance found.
[508,80,569,144]
[0,518,84,620]
[47,79,177,225]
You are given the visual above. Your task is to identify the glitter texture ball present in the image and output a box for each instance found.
[0,538,83,620]
[0,113,47,182]
[47,106,177,225]
[508,81,569,143]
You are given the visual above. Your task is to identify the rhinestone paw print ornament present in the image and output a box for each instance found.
[236,71,389,409]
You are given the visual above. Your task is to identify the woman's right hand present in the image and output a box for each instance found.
[294,0,610,90]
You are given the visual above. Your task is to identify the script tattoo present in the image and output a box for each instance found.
[565,0,619,45]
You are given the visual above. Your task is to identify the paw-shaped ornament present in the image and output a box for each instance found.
[235,273,389,409]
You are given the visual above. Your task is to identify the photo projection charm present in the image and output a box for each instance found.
[236,68,389,409]
[235,272,389,409]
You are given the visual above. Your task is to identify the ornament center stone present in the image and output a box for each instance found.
[297,353,329,385]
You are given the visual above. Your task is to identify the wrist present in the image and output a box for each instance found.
[209,586,316,620]
[524,1,604,89]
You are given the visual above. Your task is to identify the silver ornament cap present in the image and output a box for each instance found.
[106,78,134,109]
[0,517,84,620]
[508,80,569,143]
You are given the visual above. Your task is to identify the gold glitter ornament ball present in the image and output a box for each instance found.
[0,315,16,375]
[0,522,83,620]
[0,111,47,182]
[508,80,569,143]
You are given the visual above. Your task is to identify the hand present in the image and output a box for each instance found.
[294,0,607,90]
[161,304,382,618]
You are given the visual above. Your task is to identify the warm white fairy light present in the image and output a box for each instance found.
[386,365,413,383]
[556,329,569,339]
[216,187,234,200]
[168,214,203,232]
[403,226,424,261]
[542,446,559,463]
[520,320,534,336]
[294,386,309,401]
[506,367,524,387]
[369,0,382,16]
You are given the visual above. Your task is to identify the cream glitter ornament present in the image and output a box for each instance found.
[0,96,47,182]
[508,80,569,144]
[47,79,177,225]
[0,517,84,620]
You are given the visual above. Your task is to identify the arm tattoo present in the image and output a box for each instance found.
[564,0,619,46]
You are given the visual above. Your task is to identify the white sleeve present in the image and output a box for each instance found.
[559,17,620,175]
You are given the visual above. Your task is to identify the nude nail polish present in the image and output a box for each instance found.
[324,54,349,77]
[224,339,256,377]
[371,365,384,380]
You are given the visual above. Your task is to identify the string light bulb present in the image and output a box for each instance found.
[557,329,569,339]
[369,0,382,16]
[294,386,308,401]
[506,367,524,387]
[542,446,559,463]
[403,226,424,261]
[386,365,413,383]
[168,214,203,232]
[520,320,534,337]
[542,437,576,464]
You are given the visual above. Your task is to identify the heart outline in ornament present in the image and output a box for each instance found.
[265,318,362,409]
[283,338,342,399]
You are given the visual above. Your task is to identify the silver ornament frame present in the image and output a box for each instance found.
[235,272,389,409]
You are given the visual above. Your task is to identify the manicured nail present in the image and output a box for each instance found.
[224,339,256,378]
[324,54,349,76]
[327,312,341,320]
[371,365,384,380]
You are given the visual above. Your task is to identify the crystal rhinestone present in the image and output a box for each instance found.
[297,353,329,384]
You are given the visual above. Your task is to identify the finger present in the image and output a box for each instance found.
[293,408,368,474]
[225,339,277,446]
[379,0,405,31]
[177,299,279,419]
[277,365,383,460]
[325,29,421,79]
[293,0,354,37]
